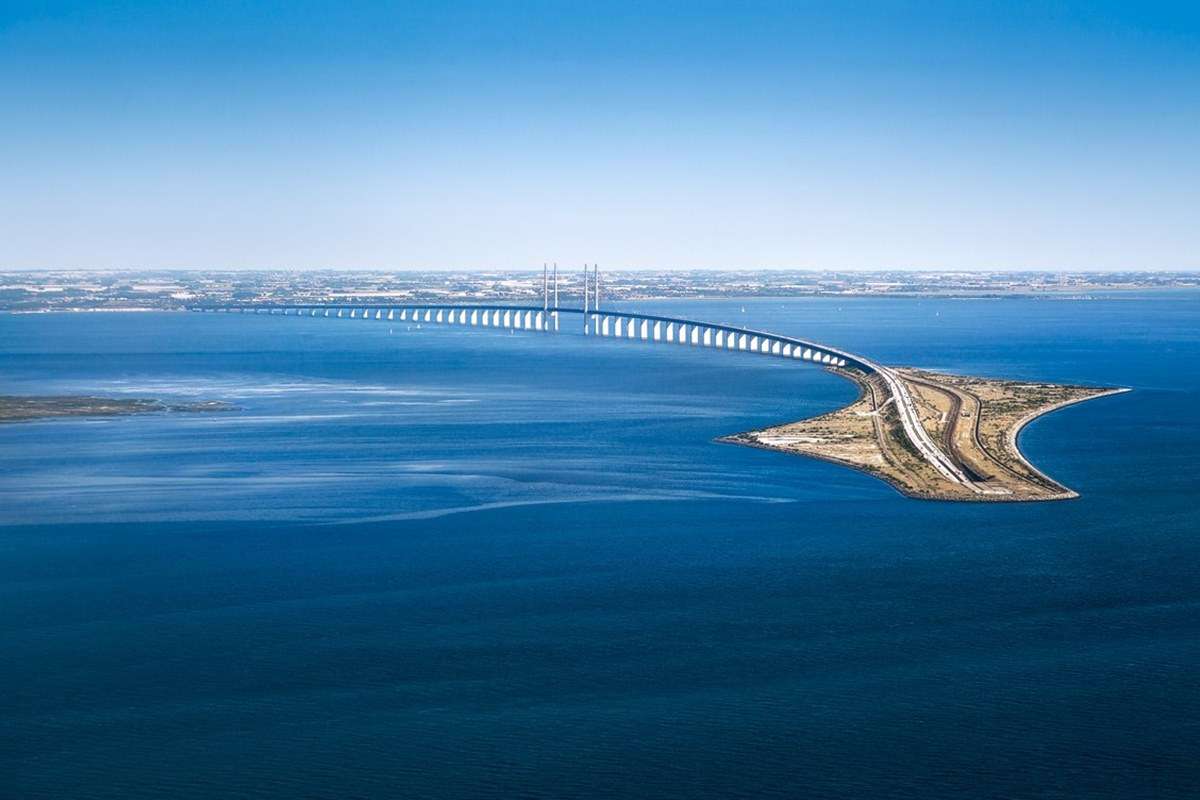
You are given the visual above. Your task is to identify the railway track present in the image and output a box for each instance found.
[900,373,988,483]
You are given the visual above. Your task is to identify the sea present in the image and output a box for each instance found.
[1,294,1197,799]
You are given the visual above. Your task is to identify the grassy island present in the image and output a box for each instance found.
[0,396,234,423]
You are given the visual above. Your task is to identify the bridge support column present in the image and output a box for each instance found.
[640,319,649,340]
[666,323,675,343]
[703,328,712,346]
[653,321,662,341]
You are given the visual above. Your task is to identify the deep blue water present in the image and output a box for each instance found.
[1,295,1197,799]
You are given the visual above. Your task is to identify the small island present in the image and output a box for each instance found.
[721,369,1128,502]
[0,395,235,423]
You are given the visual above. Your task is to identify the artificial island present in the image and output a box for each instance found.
[722,368,1127,502]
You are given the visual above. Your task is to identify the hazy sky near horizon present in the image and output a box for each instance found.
[2,1,1198,271]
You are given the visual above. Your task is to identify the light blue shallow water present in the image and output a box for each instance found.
[1,295,1197,798]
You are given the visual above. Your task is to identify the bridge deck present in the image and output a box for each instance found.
[190,303,871,372]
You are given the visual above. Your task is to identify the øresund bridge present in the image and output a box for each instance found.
[189,266,976,491]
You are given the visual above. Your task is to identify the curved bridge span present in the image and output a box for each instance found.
[196,303,864,370]
[189,303,976,490]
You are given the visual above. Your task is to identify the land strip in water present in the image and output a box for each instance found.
[0,396,234,423]
[721,370,1128,501]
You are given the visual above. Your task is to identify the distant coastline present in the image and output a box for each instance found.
[2,269,1196,313]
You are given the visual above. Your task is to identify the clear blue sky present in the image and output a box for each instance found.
[1,1,1197,270]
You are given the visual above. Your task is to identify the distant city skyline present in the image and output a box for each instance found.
[2,1,1197,271]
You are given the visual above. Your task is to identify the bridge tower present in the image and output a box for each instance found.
[582,264,590,333]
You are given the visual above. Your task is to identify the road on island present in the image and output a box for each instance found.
[871,364,981,492]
